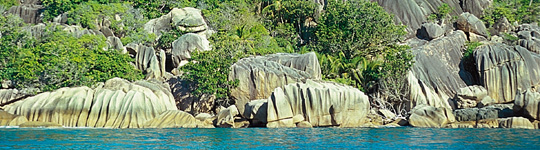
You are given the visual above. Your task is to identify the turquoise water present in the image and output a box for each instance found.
[1,127,539,149]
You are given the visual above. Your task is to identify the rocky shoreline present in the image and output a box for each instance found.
[2,0,540,129]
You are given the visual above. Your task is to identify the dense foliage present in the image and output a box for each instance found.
[483,0,540,27]
[0,15,143,93]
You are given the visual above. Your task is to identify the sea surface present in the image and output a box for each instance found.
[1,127,539,149]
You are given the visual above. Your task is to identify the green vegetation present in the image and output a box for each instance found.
[2,0,414,110]
[0,15,143,93]
[462,42,482,84]
[483,0,540,27]
[428,3,454,23]
[0,0,18,8]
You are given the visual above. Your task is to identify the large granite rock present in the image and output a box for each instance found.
[7,4,43,24]
[243,99,268,126]
[229,52,321,114]
[266,80,370,128]
[408,31,468,110]
[453,104,514,122]
[474,44,540,103]
[142,110,213,128]
[409,105,456,128]
[144,7,209,38]
[19,121,62,128]
[216,105,240,128]
[457,12,488,37]
[4,78,177,128]
[373,0,463,37]
[514,89,540,121]
[106,36,126,54]
[454,86,492,109]
[418,22,444,40]
[461,0,493,17]
[0,110,28,126]
[134,45,166,80]
[516,24,540,54]
[0,89,24,107]
[171,33,211,68]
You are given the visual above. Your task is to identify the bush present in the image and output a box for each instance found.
[0,0,19,8]
[0,17,143,92]
[427,3,454,23]
[462,42,482,85]
[483,0,540,27]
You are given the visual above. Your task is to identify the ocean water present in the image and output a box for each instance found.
[1,127,539,149]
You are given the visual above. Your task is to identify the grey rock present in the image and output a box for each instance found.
[171,33,211,68]
[143,110,213,128]
[408,31,468,110]
[373,0,463,37]
[494,17,513,34]
[498,117,534,129]
[457,12,488,37]
[461,0,493,17]
[243,99,268,127]
[514,89,540,120]
[474,44,540,103]
[144,7,209,38]
[7,5,43,24]
[229,52,320,114]
[419,23,444,40]
[135,45,164,80]
[216,105,239,128]
[0,89,23,107]
[106,36,126,53]
[266,80,370,128]
[453,104,514,121]
[454,86,489,109]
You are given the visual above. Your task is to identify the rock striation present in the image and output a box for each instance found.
[266,80,370,128]
[457,12,489,37]
[134,44,166,80]
[0,110,28,126]
[229,52,321,114]
[516,24,540,54]
[7,3,44,24]
[474,44,540,103]
[454,86,492,109]
[408,31,468,110]
[4,78,177,128]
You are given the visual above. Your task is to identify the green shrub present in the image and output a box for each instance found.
[462,42,482,85]
[0,0,19,8]
[0,17,143,92]
[427,3,454,23]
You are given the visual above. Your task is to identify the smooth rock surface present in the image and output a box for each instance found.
[0,110,28,126]
[19,121,62,128]
[4,78,177,128]
[143,110,213,128]
[171,33,211,68]
[135,45,164,80]
[409,105,456,128]
[229,53,320,114]
[457,12,488,37]
[216,105,239,128]
[454,86,490,109]
[453,104,514,122]
[243,99,268,126]
[144,7,209,38]
[514,89,540,120]
[266,80,370,128]
[7,5,43,24]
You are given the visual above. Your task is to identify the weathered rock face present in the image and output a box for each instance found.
[0,89,24,107]
[516,24,540,54]
[461,0,493,17]
[408,31,468,110]
[142,110,213,128]
[134,45,166,80]
[229,52,320,114]
[453,104,514,122]
[409,105,456,128]
[457,12,488,37]
[0,110,28,126]
[498,117,535,129]
[493,17,513,34]
[266,80,370,128]
[171,33,211,68]
[106,36,126,54]
[7,5,43,24]
[454,86,492,109]
[514,89,540,121]
[474,44,540,103]
[216,105,240,128]
[4,78,177,128]
[373,0,463,37]
[144,7,209,38]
